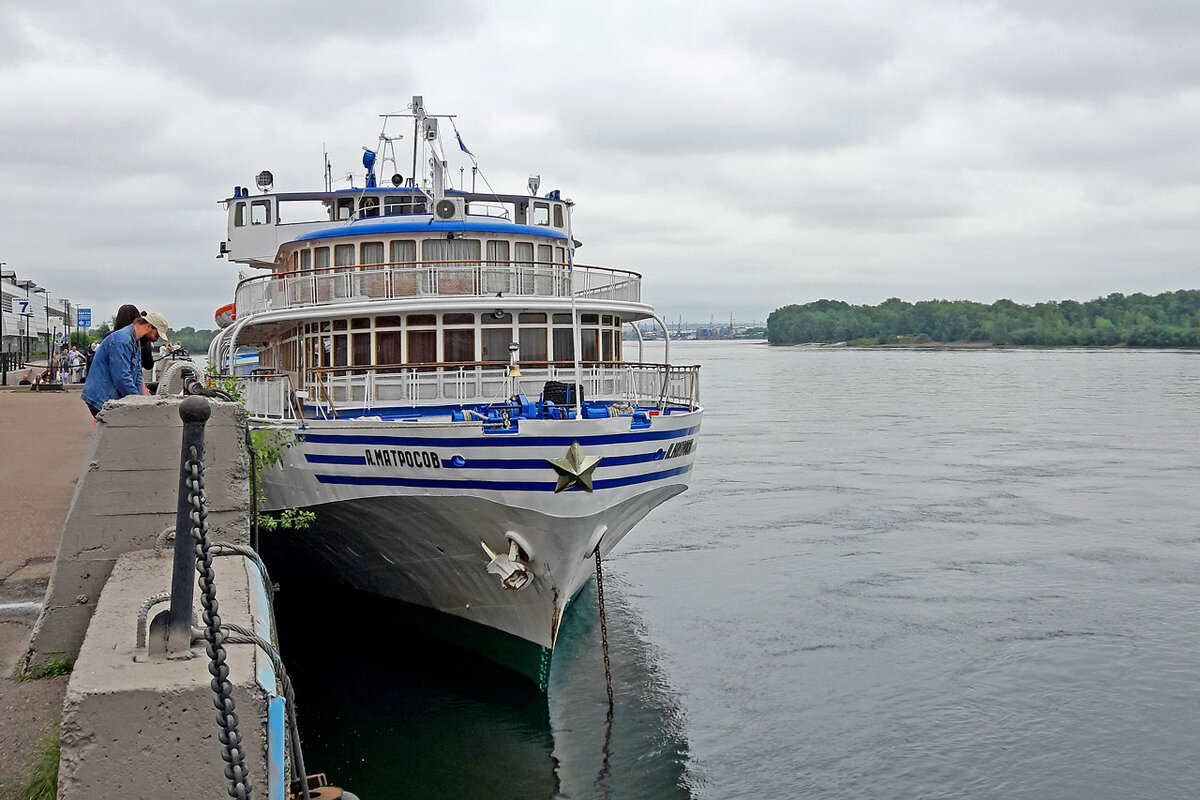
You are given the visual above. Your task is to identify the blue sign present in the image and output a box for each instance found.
[77,307,91,328]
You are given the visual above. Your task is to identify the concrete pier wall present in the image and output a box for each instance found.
[24,395,249,673]
[58,549,277,799]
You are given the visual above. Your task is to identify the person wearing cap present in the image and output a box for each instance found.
[81,311,169,417]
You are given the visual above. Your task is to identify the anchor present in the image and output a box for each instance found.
[480,539,531,591]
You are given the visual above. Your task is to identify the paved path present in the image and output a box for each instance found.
[0,387,94,799]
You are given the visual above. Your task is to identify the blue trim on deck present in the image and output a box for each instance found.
[299,425,701,449]
[295,218,568,242]
[303,450,666,469]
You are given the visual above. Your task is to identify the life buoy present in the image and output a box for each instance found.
[214,303,236,329]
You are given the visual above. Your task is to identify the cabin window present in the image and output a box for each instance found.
[486,241,509,263]
[333,335,348,367]
[332,319,348,331]
[553,329,574,362]
[514,242,534,294]
[552,313,575,362]
[351,317,370,329]
[422,238,482,263]
[533,202,550,226]
[407,330,436,364]
[334,244,354,269]
[536,245,552,264]
[602,330,615,361]
[384,195,424,215]
[314,247,330,270]
[443,313,476,364]
[336,198,354,220]
[519,327,547,362]
[581,314,599,325]
[299,249,312,273]
[553,204,564,227]
[251,200,271,225]
[390,240,416,264]
[352,333,371,365]
[233,202,246,227]
[519,312,546,324]
[483,241,510,294]
[581,329,600,362]
[361,242,384,265]
[443,329,475,363]
[376,315,402,328]
[407,314,436,326]
[376,331,401,365]
[481,329,512,363]
[359,197,379,218]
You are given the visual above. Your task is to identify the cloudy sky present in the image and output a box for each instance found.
[2,1,1197,330]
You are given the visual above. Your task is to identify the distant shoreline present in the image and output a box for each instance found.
[769,341,1200,351]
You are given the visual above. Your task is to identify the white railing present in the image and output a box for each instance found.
[234,261,642,320]
[236,372,303,421]
[285,361,700,419]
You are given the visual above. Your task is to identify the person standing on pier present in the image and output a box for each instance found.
[81,312,168,417]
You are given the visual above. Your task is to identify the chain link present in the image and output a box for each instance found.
[189,446,253,800]
[594,548,614,712]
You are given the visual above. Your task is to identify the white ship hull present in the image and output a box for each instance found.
[256,409,701,687]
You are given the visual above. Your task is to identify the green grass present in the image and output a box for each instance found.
[17,724,59,800]
[16,659,72,682]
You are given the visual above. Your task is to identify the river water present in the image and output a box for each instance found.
[276,341,1200,799]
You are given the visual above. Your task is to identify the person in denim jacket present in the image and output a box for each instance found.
[81,312,168,417]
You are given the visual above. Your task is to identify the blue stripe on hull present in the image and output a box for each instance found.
[313,463,693,491]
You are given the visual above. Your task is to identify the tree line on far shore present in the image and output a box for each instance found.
[85,323,217,354]
[766,290,1200,347]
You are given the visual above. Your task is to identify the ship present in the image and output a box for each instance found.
[207,97,702,689]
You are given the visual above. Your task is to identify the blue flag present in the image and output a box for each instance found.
[455,131,472,156]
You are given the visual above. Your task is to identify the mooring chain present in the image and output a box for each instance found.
[594,549,614,712]
[188,446,253,800]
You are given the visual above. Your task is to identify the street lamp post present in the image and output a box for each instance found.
[33,287,48,373]
[0,265,13,384]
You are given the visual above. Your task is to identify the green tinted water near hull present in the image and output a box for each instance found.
[390,599,554,691]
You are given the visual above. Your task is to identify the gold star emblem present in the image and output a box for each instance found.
[547,441,602,493]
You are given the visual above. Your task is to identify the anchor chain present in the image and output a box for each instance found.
[594,548,614,712]
[188,446,253,800]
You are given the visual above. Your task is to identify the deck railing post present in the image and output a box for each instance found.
[168,396,211,653]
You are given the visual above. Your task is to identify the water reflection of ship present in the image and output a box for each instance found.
[550,572,694,799]
[273,571,694,799]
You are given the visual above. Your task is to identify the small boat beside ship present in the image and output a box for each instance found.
[207,97,702,688]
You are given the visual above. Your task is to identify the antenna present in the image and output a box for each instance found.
[323,145,331,192]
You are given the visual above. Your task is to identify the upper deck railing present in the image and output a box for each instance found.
[233,360,700,421]
[233,260,642,321]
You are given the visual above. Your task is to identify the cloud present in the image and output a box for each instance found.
[1,1,1198,330]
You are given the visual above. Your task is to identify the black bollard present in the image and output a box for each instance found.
[168,396,211,652]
